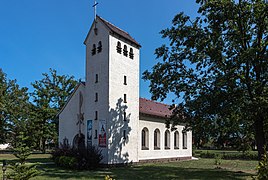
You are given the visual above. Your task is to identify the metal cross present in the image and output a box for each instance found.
[93,0,99,20]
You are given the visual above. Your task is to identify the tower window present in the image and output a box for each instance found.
[116,41,122,54]
[92,44,96,55]
[124,94,127,103]
[95,130,98,139]
[95,74,98,83]
[129,48,134,59]
[124,76,127,85]
[95,111,98,120]
[123,111,126,121]
[95,93,98,102]
[123,45,128,57]
[97,41,102,53]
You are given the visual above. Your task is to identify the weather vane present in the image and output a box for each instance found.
[93,0,99,20]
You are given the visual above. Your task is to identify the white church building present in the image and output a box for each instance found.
[58,15,192,164]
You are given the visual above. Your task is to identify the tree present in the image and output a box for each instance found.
[7,132,39,180]
[143,0,268,159]
[31,68,78,152]
[0,69,31,145]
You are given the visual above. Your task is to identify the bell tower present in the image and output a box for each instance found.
[83,16,141,164]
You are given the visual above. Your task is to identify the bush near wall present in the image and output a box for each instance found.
[197,150,258,160]
[51,144,103,170]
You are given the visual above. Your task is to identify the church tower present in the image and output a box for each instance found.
[83,16,141,164]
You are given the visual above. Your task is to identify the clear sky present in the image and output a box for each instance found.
[0,0,199,104]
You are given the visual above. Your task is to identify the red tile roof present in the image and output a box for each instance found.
[139,98,172,118]
[97,15,141,48]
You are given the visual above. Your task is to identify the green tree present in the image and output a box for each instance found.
[8,132,39,180]
[31,68,78,152]
[0,69,31,145]
[143,0,268,159]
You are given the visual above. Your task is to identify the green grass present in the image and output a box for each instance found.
[0,153,52,164]
[0,153,258,180]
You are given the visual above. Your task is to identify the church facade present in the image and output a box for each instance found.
[58,16,192,164]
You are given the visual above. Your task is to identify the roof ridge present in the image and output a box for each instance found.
[96,15,141,47]
[97,15,132,37]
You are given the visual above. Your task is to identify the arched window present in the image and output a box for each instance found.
[73,134,85,150]
[141,127,149,150]
[91,44,96,55]
[97,41,102,53]
[164,130,170,149]
[174,131,179,149]
[154,129,160,150]
[183,131,187,149]
[123,45,128,57]
[129,48,134,59]
[116,41,122,54]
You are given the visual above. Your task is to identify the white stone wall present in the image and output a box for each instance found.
[138,115,192,160]
[84,20,110,163]
[58,84,85,146]
[107,35,140,164]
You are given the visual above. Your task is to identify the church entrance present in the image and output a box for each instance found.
[73,134,85,150]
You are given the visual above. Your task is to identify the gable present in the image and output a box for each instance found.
[57,82,85,117]
[84,16,141,48]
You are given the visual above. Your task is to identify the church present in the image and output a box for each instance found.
[58,15,192,164]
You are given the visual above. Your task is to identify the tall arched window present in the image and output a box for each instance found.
[174,131,179,149]
[141,127,149,150]
[183,131,187,149]
[154,129,160,150]
[129,48,134,59]
[164,130,170,149]
[97,41,102,53]
[123,45,128,57]
[91,44,96,55]
[116,41,122,54]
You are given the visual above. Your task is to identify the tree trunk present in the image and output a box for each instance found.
[42,139,46,154]
[254,115,265,160]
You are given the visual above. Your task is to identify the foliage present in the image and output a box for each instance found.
[13,132,32,164]
[143,0,268,159]
[0,69,31,145]
[7,132,39,180]
[51,141,103,170]
[31,68,78,152]
[7,163,40,180]
[254,147,268,180]
[198,150,258,160]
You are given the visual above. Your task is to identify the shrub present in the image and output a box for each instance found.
[51,142,103,170]
[199,150,258,160]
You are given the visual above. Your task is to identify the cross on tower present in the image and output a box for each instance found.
[93,0,99,20]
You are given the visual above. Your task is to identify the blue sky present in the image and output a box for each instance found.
[0,0,199,104]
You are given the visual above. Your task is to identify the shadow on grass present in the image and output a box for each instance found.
[111,165,253,180]
[36,164,254,180]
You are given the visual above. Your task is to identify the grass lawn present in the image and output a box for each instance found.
[0,153,258,180]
